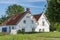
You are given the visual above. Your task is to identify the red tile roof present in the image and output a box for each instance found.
[33,14,42,21]
[2,12,28,25]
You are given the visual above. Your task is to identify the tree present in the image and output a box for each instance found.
[46,0,60,31]
[0,15,8,24]
[6,4,24,16]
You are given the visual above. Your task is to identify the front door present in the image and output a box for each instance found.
[2,27,7,32]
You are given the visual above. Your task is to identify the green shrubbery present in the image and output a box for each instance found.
[17,30,22,34]
[0,32,9,36]
[17,29,37,34]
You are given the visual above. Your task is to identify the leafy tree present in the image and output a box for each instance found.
[0,15,9,24]
[46,0,60,31]
[0,4,24,24]
[6,4,24,16]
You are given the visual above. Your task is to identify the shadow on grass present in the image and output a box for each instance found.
[17,32,47,34]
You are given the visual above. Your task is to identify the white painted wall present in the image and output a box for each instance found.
[35,14,50,32]
[16,13,37,32]
[0,27,2,32]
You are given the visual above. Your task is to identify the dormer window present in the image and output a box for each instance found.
[23,20,26,23]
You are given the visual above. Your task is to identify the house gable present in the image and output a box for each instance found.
[2,8,32,25]
[16,13,37,32]
[38,13,50,26]
[35,13,50,32]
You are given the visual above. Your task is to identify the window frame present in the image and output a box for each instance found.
[12,27,15,29]
[26,16,30,18]
[31,20,34,24]
[23,20,26,24]
[22,28,25,32]
[42,21,45,26]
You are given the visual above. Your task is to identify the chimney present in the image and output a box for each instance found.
[26,8,30,11]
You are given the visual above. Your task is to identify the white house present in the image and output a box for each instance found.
[0,8,50,34]
[35,13,50,32]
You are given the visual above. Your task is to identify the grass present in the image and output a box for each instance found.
[0,32,60,40]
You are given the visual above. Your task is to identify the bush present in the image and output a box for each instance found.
[0,32,9,36]
[17,30,22,34]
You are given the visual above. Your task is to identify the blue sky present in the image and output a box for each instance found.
[0,0,47,17]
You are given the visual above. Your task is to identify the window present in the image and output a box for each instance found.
[39,29,41,32]
[42,29,44,32]
[26,16,30,18]
[32,28,35,32]
[12,27,14,29]
[23,20,26,23]
[42,21,45,26]
[2,27,7,32]
[31,20,34,24]
[9,27,11,33]
[22,28,25,32]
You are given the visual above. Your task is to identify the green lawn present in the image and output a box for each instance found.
[0,32,60,40]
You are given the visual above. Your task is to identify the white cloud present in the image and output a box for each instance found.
[24,0,46,2]
[20,4,44,8]
[0,0,17,4]
[0,0,45,9]
[0,2,17,4]
[0,0,46,4]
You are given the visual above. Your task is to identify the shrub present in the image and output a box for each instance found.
[0,32,9,36]
[17,30,22,34]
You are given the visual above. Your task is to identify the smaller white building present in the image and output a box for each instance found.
[0,8,50,34]
[35,14,50,32]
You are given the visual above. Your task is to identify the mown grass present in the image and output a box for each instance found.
[0,32,60,40]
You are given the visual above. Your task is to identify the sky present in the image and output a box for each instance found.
[0,0,47,17]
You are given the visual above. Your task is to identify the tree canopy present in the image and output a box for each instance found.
[46,0,60,22]
[46,0,60,31]
[0,4,24,24]
[0,15,9,24]
[6,4,24,16]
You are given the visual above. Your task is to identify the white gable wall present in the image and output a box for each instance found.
[16,13,37,32]
[35,14,50,32]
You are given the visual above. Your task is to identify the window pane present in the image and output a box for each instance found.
[31,20,34,24]
[42,21,44,26]
[12,27,14,29]
[23,20,26,23]
[32,28,35,32]
[22,28,25,32]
